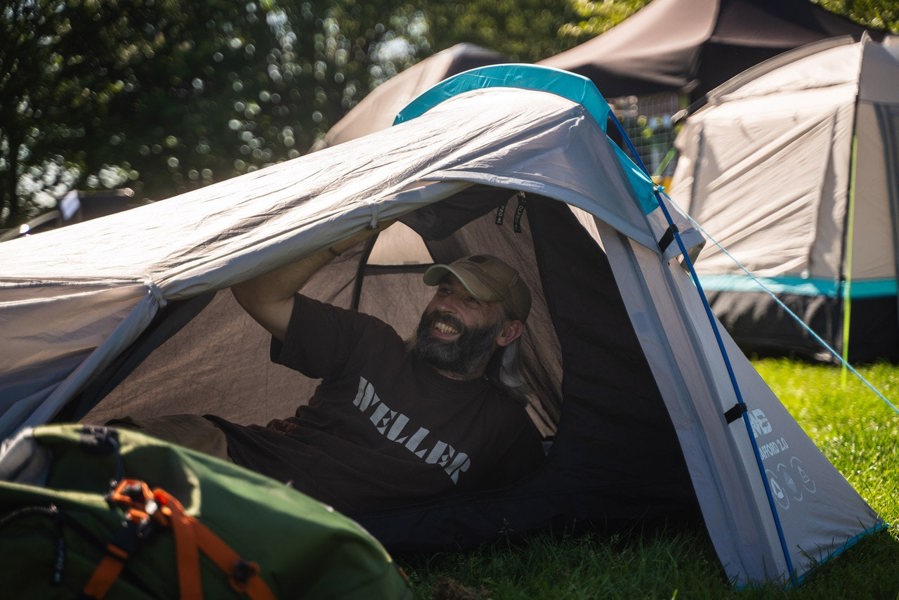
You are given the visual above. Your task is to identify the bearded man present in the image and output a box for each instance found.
[111,234,544,516]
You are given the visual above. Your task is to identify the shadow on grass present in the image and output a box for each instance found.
[399,523,899,599]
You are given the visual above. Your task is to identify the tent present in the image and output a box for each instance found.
[538,0,873,102]
[0,65,883,587]
[668,35,899,363]
[313,43,507,150]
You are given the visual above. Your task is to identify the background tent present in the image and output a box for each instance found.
[538,0,874,102]
[313,43,507,150]
[316,1,873,175]
[538,0,877,180]
[0,66,882,587]
[668,35,899,364]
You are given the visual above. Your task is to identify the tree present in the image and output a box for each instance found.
[2,0,895,229]
[408,0,583,62]
[1,1,283,225]
[812,0,899,32]
[0,1,149,226]
[559,0,651,40]
[0,0,422,228]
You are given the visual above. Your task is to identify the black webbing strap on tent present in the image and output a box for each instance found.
[513,193,528,232]
[658,224,679,254]
[724,403,747,424]
[349,235,378,312]
[494,198,508,225]
[494,192,527,231]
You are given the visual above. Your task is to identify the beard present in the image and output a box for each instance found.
[412,310,503,378]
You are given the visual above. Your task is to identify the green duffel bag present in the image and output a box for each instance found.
[0,424,412,599]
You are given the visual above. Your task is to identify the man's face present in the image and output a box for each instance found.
[413,276,506,378]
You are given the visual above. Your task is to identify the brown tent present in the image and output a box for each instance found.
[539,0,874,102]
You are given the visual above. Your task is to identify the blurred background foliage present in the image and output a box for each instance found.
[1,0,895,228]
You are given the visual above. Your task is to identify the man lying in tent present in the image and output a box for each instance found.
[112,234,544,516]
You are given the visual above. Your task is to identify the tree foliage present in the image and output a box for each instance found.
[560,0,651,38]
[0,0,422,227]
[812,0,899,32]
[1,0,895,229]
[409,0,584,62]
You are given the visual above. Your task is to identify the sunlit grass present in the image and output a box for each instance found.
[400,359,899,599]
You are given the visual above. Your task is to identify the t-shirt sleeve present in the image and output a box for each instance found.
[270,294,399,381]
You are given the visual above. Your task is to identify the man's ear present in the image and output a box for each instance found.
[495,320,524,347]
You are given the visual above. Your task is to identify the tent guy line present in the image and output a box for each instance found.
[672,203,899,416]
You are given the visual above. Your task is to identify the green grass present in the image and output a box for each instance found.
[399,359,899,599]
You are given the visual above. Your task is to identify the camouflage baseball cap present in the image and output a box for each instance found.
[423,254,531,321]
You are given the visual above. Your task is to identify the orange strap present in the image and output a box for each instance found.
[154,488,275,600]
[81,539,130,598]
[82,481,156,599]
[82,480,275,600]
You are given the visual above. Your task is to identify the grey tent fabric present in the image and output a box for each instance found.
[0,65,883,587]
[539,0,874,101]
[669,35,899,362]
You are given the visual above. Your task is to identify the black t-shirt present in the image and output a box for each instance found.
[211,295,544,515]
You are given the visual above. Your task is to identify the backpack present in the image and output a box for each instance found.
[0,424,412,599]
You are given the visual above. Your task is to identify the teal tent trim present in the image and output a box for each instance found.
[699,274,898,299]
[393,63,659,215]
[394,63,610,130]
[788,521,889,589]
[610,142,660,215]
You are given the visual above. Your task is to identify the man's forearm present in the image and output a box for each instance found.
[232,247,332,309]
[231,222,390,340]
[231,247,334,340]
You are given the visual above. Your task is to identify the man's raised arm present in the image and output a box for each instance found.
[231,249,332,342]
[231,226,385,341]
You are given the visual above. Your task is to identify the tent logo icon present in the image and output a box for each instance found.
[791,456,817,495]
[767,468,791,510]
[778,462,803,502]
[748,408,773,439]
[767,457,818,511]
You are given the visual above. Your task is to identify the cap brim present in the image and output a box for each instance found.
[422,264,502,303]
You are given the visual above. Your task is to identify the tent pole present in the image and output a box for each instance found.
[841,134,859,384]
[349,235,380,312]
